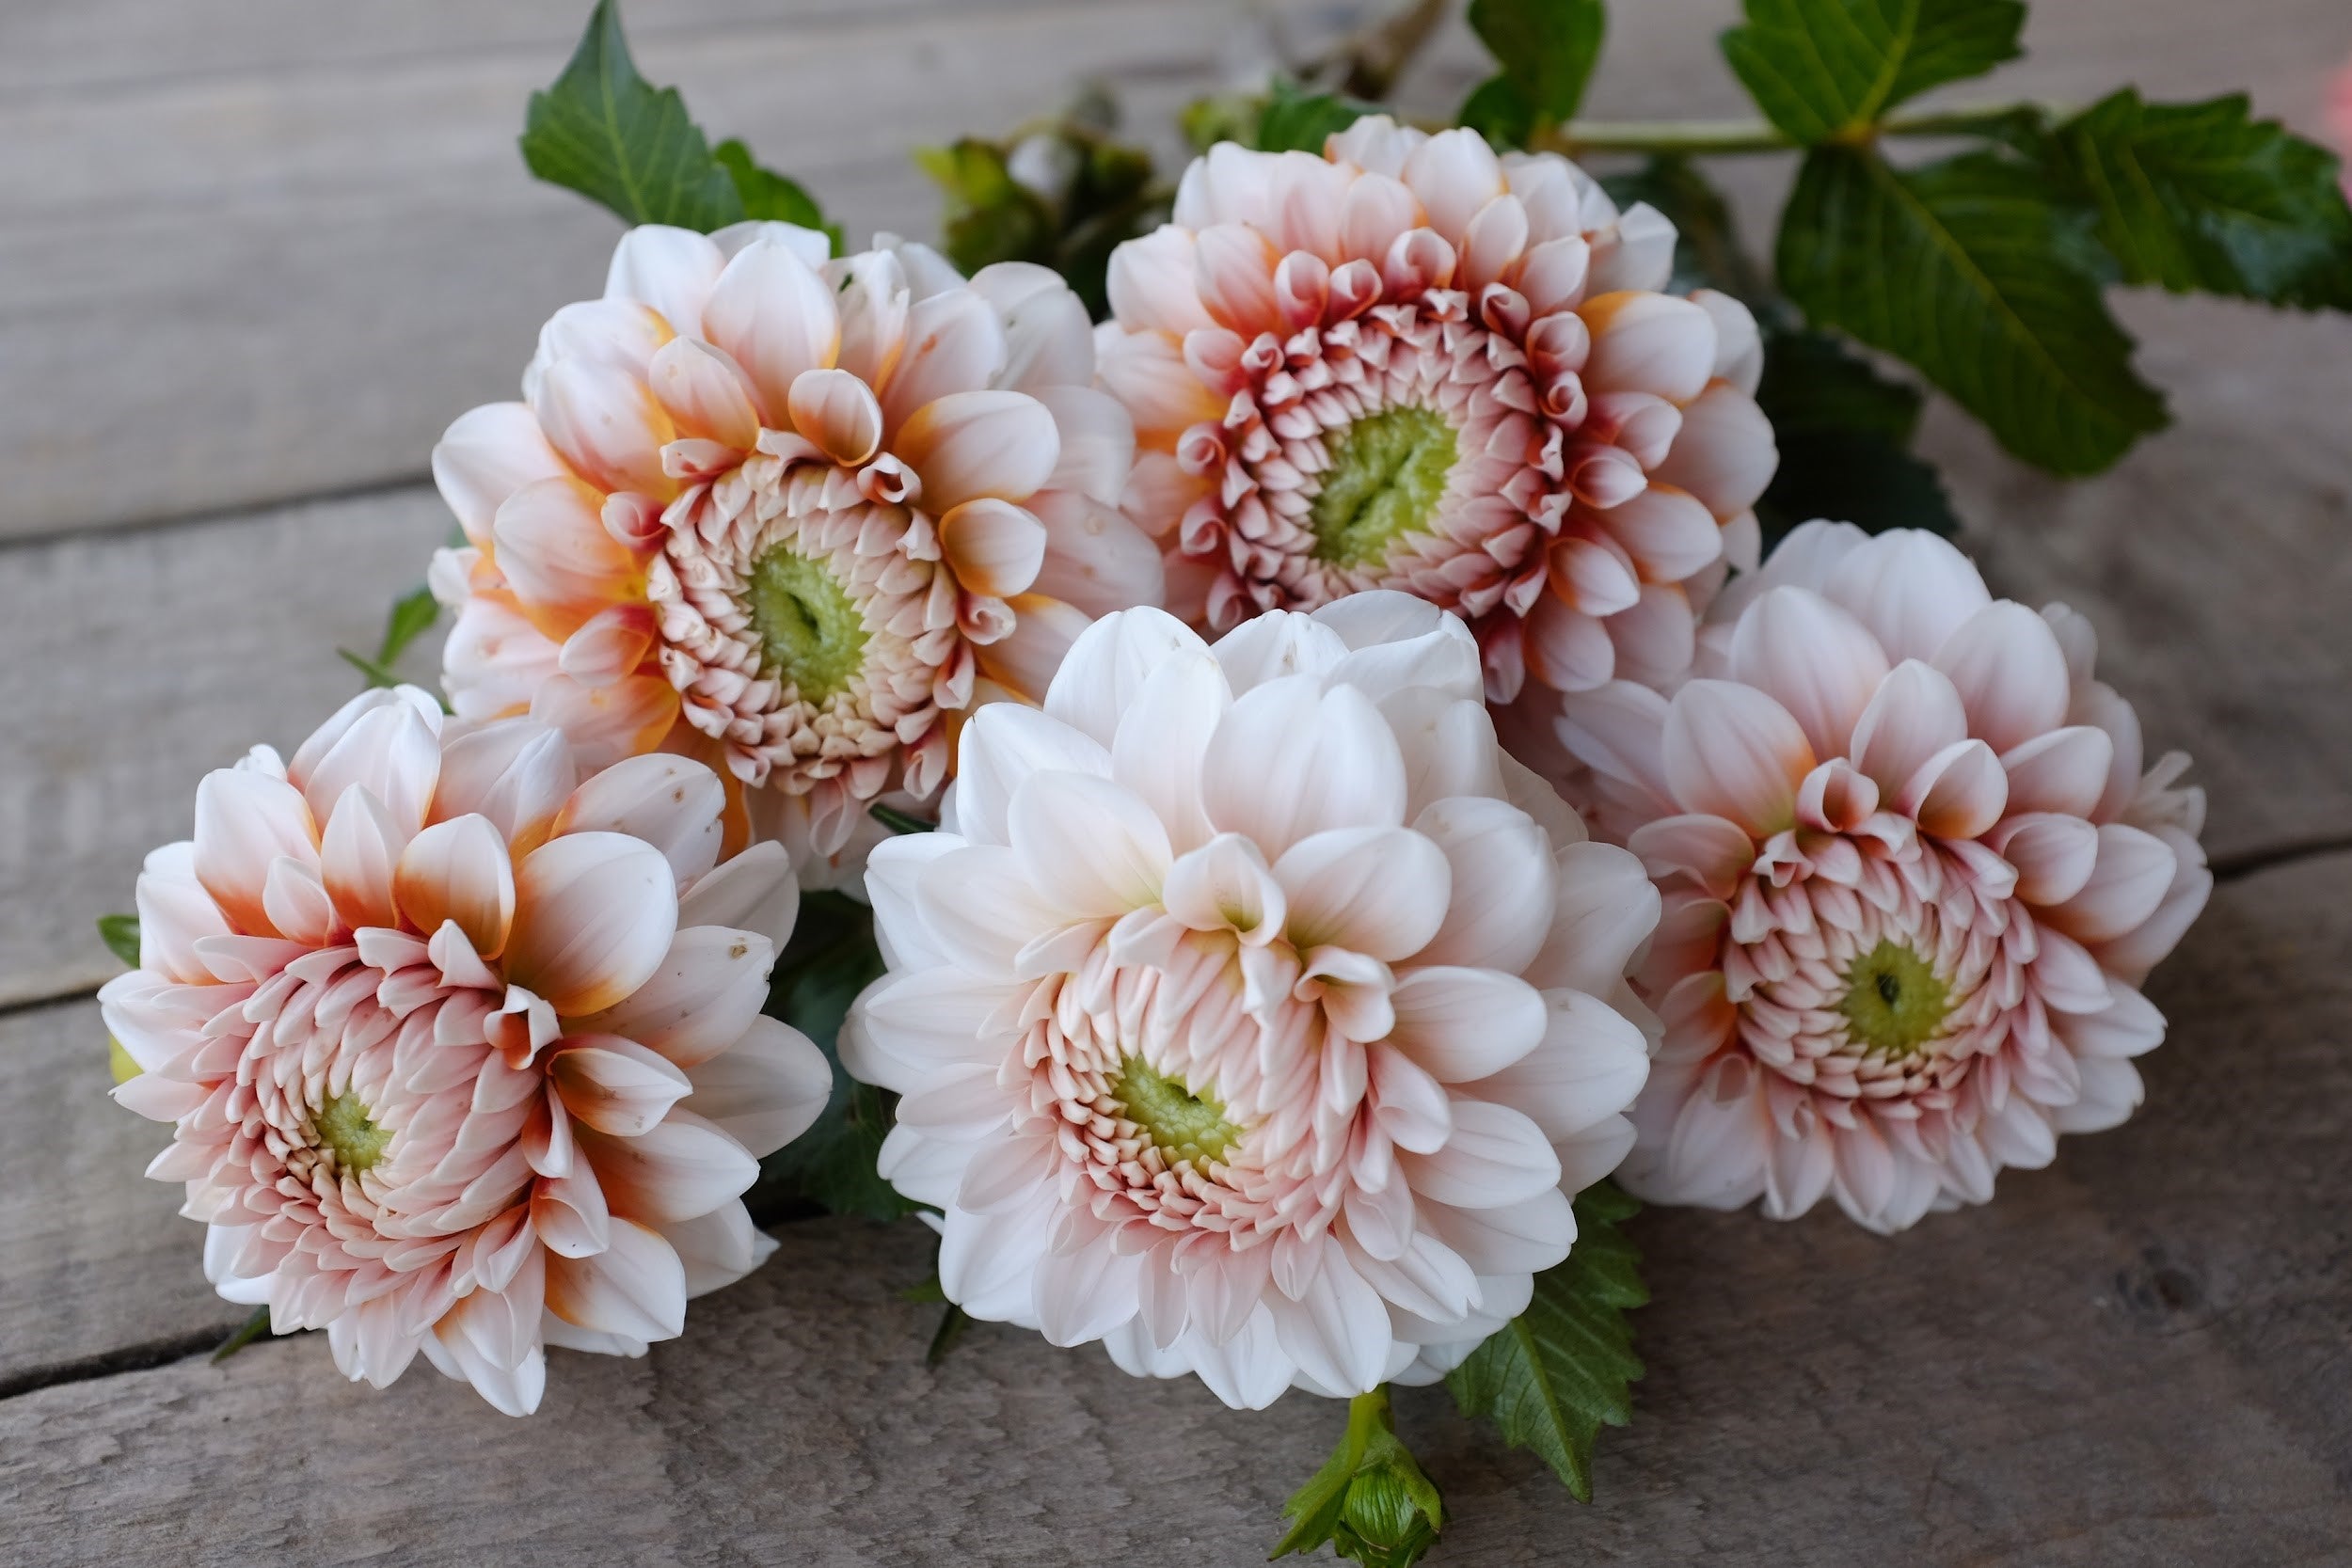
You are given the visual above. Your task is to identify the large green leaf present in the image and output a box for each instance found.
[1722,0,2024,144]
[2049,89,2352,310]
[1444,1182,1645,1503]
[1778,144,2167,476]
[1459,0,1606,148]
[520,0,746,230]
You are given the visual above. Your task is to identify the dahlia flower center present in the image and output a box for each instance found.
[310,1088,393,1175]
[744,542,867,705]
[1109,1055,1241,1167]
[1836,940,1952,1060]
[1309,405,1459,569]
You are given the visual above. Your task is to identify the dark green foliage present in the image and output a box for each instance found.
[2048,89,2352,309]
[1721,0,2024,143]
[1444,1183,1646,1502]
[1778,145,2167,475]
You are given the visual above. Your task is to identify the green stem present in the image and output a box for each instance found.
[1539,102,2053,157]
[1345,1385,1394,1451]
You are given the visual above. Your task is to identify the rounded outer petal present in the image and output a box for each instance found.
[681,1015,834,1157]
[897,389,1062,514]
[504,832,681,1017]
[699,237,842,420]
[434,403,570,547]
[553,753,727,890]
[393,815,516,958]
[1661,680,1815,835]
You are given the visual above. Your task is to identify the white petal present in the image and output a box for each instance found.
[505,832,680,1017]
[1273,827,1449,960]
[1410,797,1557,973]
[580,1111,758,1224]
[1009,771,1172,919]
[1388,967,1549,1082]
[545,1216,688,1342]
[554,753,726,889]
[1202,675,1406,858]
[682,1016,833,1156]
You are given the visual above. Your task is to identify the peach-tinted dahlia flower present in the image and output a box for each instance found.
[432,222,1157,866]
[1096,117,1776,705]
[841,594,1660,1408]
[1555,525,2211,1232]
[100,688,832,1414]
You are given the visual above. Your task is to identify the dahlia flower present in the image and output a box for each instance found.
[841,593,1660,1408]
[101,688,832,1414]
[1556,525,2211,1231]
[431,221,1158,866]
[1096,116,1776,705]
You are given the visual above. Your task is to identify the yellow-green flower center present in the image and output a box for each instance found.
[1309,406,1458,568]
[745,544,866,704]
[1110,1056,1241,1166]
[1837,941,1952,1059]
[311,1091,392,1174]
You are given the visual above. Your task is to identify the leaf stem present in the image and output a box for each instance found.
[1538,103,2054,157]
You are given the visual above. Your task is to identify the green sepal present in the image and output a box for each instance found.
[1272,1386,1445,1567]
[1721,0,2024,144]
[1444,1181,1645,1503]
[1777,144,2167,476]
[2047,88,2352,310]
[96,912,141,968]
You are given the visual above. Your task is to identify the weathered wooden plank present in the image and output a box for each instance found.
[0,0,1361,544]
[1931,293,2352,867]
[0,999,249,1383]
[0,489,452,1009]
[4,852,2346,1565]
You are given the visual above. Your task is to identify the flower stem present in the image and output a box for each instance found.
[1536,103,2054,157]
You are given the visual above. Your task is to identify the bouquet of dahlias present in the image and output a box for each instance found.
[96,0,2352,1560]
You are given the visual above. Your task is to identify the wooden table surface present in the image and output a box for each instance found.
[4,2,2350,1562]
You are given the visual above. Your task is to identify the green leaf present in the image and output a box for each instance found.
[1255,80,1380,155]
[744,893,915,1224]
[1274,1387,1445,1567]
[1457,77,1536,150]
[1463,0,1606,139]
[713,138,842,251]
[2048,89,2352,310]
[1777,144,2167,476]
[1756,329,1960,546]
[1445,1182,1646,1503]
[96,912,141,968]
[374,585,441,669]
[520,0,746,230]
[1721,0,2024,144]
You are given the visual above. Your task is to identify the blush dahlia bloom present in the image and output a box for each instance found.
[1096,116,1777,705]
[1555,525,2211,1231]
[100,688,832,1414]
[841,593,1660,1408]
[432,221,1157,865]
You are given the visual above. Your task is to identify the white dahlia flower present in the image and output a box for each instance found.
[1096,116,1776,705]
[101,688,832,1414]
[841,593,1661,1408]
[1556,524,2211,1231]
[431,221,1158,870]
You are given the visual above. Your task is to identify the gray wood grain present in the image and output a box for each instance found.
[0,0,1363,545]
[0,999,251,1383]
[4,851,2345,1567]
[0,489,452,1009]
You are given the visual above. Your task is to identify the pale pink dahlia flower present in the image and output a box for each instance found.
[841,593,1660,1407]
[1556,524,2211,1231]
[432,221,1156,866]
[101,688,832,1414]
[1097,116,1776,705]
